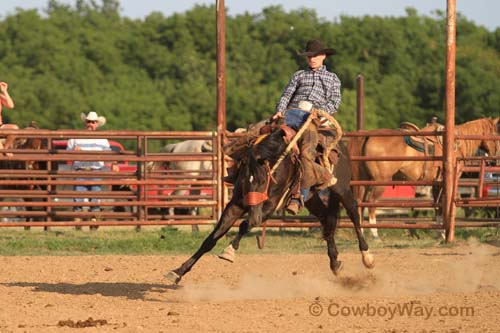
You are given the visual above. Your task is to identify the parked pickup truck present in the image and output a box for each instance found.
[52,139,134,172]
[51,140,137,212]
[467,171,500,217]
[376,173,491,217]
[51,140,205,214]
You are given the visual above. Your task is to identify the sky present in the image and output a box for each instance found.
[2,0,499,31]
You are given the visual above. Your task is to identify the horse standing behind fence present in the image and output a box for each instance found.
[0,122,48,226]
[165,127,374,284]
[148,139,213,231]
[348,117,500,240]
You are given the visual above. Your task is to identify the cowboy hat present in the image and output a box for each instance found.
[297,39,336,57]
[80,111,106,127]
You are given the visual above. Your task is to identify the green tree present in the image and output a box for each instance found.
[0,1,498,135]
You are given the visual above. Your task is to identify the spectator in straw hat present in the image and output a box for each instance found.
[272,39,342,215]
[67,111,118,229]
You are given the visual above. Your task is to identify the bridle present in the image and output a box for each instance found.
[243,160,277,206]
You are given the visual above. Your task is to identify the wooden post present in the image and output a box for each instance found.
[216,0,226,219]
[356,74,364,131]
[444,0,456,242]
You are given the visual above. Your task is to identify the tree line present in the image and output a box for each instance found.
[0,0,499,135]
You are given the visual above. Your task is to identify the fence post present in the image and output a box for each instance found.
[444,0,457,242]
[216,0,227,220]
[356,74,364,131]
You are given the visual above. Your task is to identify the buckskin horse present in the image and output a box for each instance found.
[165,127,374,284]
[348,117,500,240]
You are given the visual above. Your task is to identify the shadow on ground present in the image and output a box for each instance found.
[1,281,181,301]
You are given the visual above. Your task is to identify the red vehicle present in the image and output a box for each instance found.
[52,139,132,171]
[51,140,169,211]
[52,140,209,207]
[382,185,416,199]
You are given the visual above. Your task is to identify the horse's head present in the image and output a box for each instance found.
[19,122,47,171]
[8,121,41,150]
[479,117,500,159]
[239,129,290,224]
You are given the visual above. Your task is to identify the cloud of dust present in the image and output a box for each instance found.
[356,238,500,297]
[179,272,338,302]
[179,261,380,302]
[177,241,500,302]
[442,237,500,292]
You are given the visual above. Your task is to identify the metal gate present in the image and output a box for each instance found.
[0,129,219,229]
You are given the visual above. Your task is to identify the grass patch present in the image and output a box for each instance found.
[0,225,498,256]
[455,227,500,242]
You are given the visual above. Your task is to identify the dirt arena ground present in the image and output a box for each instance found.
[0,240,499,332]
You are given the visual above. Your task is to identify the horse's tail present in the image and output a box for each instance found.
[346,136,364,180]
[345,136,368,201]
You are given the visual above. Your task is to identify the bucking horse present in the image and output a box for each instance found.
[165,125,375,284]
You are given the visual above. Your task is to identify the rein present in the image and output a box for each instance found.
[244,161,277,206]
[270,109,342,174]
[245,110,341,206]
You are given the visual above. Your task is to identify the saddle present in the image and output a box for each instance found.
[222,120,299,184]
[400,121,444,156]
[223,118,341,212]
[223,119,300,160]
[224,118,340,164]
[400,121,444,180]
[317,127,340,171]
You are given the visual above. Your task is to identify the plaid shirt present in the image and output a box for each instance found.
[276,65,341,115]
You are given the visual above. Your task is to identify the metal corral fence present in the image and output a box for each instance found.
[0,129,221,229]
[346,129,500,231]
[0,128,499,231]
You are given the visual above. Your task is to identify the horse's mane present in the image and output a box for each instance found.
[455,117,496,156]
[456,118,491,135]
[244,129,291,190]
[242,128,299,211]
[250,129,288,165]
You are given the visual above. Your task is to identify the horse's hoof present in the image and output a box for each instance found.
[218,244,235,263]
[332,261,343,276]
[164,270,182,284]
[361,250,375,269]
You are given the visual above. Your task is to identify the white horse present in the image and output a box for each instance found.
[150,140,213,231]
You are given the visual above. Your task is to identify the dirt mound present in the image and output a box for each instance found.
[57,317,108,328]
